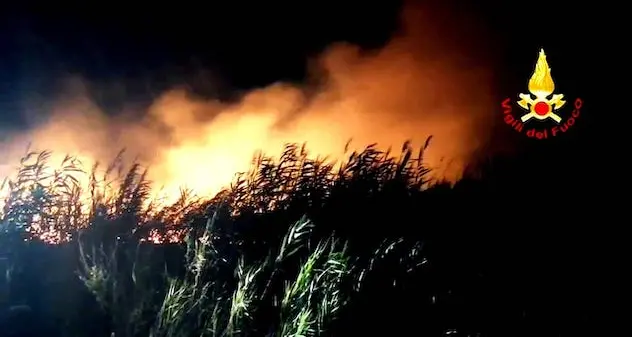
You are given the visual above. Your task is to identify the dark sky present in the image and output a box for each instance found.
[0,2,402,112]
[0,1,590,127]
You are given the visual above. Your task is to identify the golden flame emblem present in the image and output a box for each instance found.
[517,49,566,123]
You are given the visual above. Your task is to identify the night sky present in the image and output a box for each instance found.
[1,1,590,124]
[0,0,600,187]
[1,2,401,126]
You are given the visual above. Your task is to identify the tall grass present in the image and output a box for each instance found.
[0,136,599,337]
[1,141,434,337]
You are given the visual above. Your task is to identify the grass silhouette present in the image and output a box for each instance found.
[0,139,600,337]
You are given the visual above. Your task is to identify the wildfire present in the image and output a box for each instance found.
[0,3,497,244]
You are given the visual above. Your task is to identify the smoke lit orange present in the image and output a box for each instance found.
[0,3,496,208]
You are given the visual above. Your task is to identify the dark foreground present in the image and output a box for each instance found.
[0,140,608,337]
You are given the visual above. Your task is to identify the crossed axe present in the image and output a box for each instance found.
[518,93,566,123]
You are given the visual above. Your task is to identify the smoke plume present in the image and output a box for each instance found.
[0,3,496,202]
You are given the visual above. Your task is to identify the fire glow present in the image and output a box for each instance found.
[0,4,497,244]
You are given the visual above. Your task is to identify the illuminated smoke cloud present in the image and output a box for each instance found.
[0,3,496,202]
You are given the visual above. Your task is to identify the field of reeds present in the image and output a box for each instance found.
[0,139,602,337]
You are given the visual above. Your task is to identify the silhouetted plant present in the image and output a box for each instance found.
[0,138,566,337]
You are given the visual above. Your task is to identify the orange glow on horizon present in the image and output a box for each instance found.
[0,4,497,244]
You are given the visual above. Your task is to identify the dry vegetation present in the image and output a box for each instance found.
[0,141,440,337]
[0,139,595,337]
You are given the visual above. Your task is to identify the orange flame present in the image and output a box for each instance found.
[0,4,497,216]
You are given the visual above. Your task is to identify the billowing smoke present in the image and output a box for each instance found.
[0,3,496,202]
